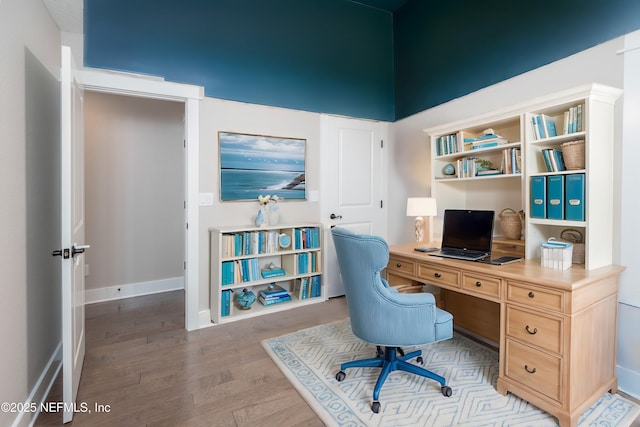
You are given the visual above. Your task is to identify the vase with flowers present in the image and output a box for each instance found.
[268,195,282,226]
[256,194,282,227]
[256,195,270,227]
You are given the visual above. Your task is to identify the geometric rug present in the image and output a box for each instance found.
[262,320,640,427]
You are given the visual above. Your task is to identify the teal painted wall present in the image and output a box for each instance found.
[84,0,395,121]
[85,0,640,121]
[394,0,640,119]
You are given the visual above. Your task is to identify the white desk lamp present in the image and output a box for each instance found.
[406,197,437,243]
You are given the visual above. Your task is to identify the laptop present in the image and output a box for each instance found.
[430,209,495,261]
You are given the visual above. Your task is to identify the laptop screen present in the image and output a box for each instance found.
[441,209,495,253]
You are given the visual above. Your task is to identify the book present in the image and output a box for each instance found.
[565,173,585,221]
[531,115,541,140]
[258,293,292,306]
[476,169,501,176]
[552,149,566,171]
[540,114,557,138]
[546,175,565,220]
[530,176,547,218]
[261,268,286,278]
[536,115,546,139]
[576,104,583,132]
[541,149,553,172]
[259,285,289,299]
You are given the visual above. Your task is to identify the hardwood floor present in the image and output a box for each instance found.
[36,291,348,426]
[36,290,640,426]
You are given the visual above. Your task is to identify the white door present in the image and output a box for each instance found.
[321,115,388,297]
[59,46,87,423]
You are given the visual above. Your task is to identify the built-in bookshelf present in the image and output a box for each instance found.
[210,224,324,324]
[424,83,622,270]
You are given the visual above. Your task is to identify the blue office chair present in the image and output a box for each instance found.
[331,227,454,413]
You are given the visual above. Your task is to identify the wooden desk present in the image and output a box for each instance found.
[387,243,625,427]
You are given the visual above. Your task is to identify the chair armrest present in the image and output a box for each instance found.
[384,289,435,306]
[381,278,399,293]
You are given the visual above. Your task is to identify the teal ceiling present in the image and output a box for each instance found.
[351,0,409,12]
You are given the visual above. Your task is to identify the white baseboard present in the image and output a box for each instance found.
[12,342,62,427]
[199,309,214,329]
[618,365,640,400]
[85,277,184,305]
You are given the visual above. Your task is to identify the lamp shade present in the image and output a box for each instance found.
[406,197,437,217]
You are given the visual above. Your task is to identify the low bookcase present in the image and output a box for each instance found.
[209,223,324,324]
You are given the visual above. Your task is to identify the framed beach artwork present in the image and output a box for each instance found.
[219,131,306,201]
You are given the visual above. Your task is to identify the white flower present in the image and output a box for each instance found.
[258,194,282,205]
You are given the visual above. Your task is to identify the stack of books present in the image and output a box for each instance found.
[469,133,509,150]
[258,285,291,306]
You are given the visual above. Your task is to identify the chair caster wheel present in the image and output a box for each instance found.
[416,356,424,365]
[398,348,405,357]
[441,386,452,397]
[376,346,384,358]
[371,401,381,413]
[336,371,346,382]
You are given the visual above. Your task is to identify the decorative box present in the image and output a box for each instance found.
[541,238,573,270]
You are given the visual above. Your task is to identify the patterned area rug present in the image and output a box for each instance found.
[262,320,640,427]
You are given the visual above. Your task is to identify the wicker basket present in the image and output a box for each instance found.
[561,140,585,170]
[560,228,585,264]
[499,208,524,240]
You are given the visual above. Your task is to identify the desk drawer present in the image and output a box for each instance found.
[387,256,416,276]
[507,282,565,313]
[506,306,563,354]
[462,273,501,299]
[417,264,460,288]
[505,339,562,402]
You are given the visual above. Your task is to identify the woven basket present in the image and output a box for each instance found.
[561,140,585,170]
[561,228,585,264]
[499,208,524,240]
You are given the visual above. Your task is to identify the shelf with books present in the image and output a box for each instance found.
[425,83,621,271]
[210,223,325,324]
[433,144,522,180]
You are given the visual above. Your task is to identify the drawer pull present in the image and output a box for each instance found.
[528,291,535,298]
[525,325,538,335]
[396,263,402,268]
[434,273,441,278]
[524,365,537,374]
[475,281,482,287]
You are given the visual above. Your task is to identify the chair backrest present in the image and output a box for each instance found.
[330,227,395,342]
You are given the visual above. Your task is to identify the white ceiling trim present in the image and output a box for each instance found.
[42,0,83,33]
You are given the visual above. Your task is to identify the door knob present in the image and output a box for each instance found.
[72,244,90,258]
[330,213,343,219]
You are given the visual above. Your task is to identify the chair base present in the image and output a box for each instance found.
[336,346,452,413]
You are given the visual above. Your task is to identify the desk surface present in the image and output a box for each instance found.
[389,243,625,292]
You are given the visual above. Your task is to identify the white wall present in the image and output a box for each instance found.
[83,92,185,301]
[617,30,640,399]
[0,0,62,425]
[197,98,323,312]
[389,35,640,397]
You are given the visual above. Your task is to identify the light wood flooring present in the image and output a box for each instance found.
[36,291,348,426]
[36,290,640,426]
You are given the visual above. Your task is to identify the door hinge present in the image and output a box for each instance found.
[380,200,383,208]
[184,139,186,148]
[380,140,384,148]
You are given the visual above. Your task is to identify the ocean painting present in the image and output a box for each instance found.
[219,132,306,201]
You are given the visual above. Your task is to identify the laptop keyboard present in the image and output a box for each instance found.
[440,249,487,259]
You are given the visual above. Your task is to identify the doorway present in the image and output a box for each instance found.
[83,92,186,307]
